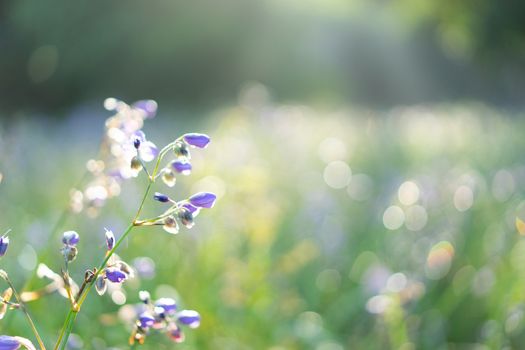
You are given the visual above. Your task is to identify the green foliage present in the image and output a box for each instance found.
[1,100,525,348]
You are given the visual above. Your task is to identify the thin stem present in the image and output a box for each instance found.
[3,273,46,350]
[53,311,72,350]
[55,166,159,349]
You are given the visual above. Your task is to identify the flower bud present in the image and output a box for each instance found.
[155,298,177,315]
[105,267,127,283]
[161,169,176,187]
[105,229,115,250]
[62,231,80,246]
[188,192,217,209]
[180,203,200,217]
[173,141,190,160]
[0,236,9,257]
[62,246,78,263]
[177,310,201,328]
[95,275,107,295]
[139,290,151,304]
[138,312,155,329]
[163,216,179,235]
[177,208,194,229]
[171,160,192,175]
[133,138,141,150]
[183,133,211,148]
[130,156,143,175]
[153,192,170,203]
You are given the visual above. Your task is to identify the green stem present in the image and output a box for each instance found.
[54,162,162,349]
[53,311,72,350]
[3,273,47,350]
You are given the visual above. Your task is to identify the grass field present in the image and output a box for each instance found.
[1,99,525,349]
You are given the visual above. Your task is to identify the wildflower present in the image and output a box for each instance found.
[97,255,134,295]
[177,208,194,229]
[128,291,200,345]
[163,216,179,235]
[130,157,143,175]
[138,312,156,328]
[71,98,160,215]
[105,229,115,250]
[132,100,158,119]
[155,298,177,315]
[161,169,176,187]
[0,335,36,350]
[188,192,217,209]
[0,236,9,257]
[95,275,107,295]
[62,231,79,262]
[62,231,79,246]
[105,268,127,283]
[153,192,170,203]
[183,133,211,148]
[177,310,201,328]
[139,290,151,303]
[173,141,190,160]
[171,160,192,175]
[131,131,158,163]
[180,202,200,216]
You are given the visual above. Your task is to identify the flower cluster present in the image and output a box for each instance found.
[129,291,200,345]
[0,99,217,348]
[70,98,159,216]
[159,133,210,187]
[150,191,217,234]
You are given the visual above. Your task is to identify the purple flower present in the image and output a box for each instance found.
[132,100,158,119]
[105,229,115,250]
[105,268,127,283]
[181,203,199,215]
[132,131,158,162]
[171,160,192,175]
[183,133,211,148]
[138,312,156,328]
[153,192,170,203]
[189,192,217,209]
[155,298,177,315]
[0,335,35,350]
[0,336,20,350]
[62,231,79,246]
[0,236,9,257]
[177,310,201,328]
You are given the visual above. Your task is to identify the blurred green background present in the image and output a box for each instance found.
[1,1,525,349]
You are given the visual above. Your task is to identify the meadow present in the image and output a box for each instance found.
[1,92,525,349]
